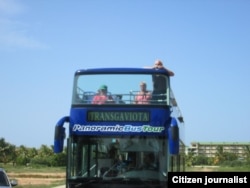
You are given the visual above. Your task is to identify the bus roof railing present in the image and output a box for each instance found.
[75,67,171,76]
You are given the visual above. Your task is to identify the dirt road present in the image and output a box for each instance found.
[8,172,65,187]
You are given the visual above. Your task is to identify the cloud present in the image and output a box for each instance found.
[0,0,48,50]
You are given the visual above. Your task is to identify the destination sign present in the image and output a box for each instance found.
[87,111,150,122]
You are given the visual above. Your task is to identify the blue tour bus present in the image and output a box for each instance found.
[54,67,185,188]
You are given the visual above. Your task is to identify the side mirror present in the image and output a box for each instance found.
[54,126,65,153]
[10,179,18,187]
[168,118,179,155]
[54,116,69,153]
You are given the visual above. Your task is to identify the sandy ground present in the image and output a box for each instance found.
[8,167,218,187]
[8,172,65,186]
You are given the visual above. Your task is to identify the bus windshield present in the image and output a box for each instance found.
[72,73,170,105]
[68,135,168,182]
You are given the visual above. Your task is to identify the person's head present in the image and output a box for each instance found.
[99,85,108,94]
[155,59,163,66]
[154,59,164,69]
[140,82,147,91]
[154,59,174,76]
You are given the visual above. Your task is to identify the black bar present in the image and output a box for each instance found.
[168,172,250,188]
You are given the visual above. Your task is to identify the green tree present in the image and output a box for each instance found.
[193,155,209,165]
[185,150,195,167]
[16,145,30,165]
[0,138,16,164]
[243,145,250,165]
[214,145,225,164]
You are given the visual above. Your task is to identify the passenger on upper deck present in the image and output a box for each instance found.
[144,59,174,76]
[92,85,114,104]
[148,60,173,103]
[134,82,152,104]
[152,59,174,76]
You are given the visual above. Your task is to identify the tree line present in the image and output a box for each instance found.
[0,138,66,166]
[186,145,250,167]
[1,137,250,167]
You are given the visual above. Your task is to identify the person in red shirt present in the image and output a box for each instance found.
[92,85,114,104]
[134,82,152,104]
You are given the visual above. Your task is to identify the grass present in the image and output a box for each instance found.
[16,181,65,188]
[1,164,66,173]
[1,163,249,187]
[186,165,250,172]
[1,163,65,188]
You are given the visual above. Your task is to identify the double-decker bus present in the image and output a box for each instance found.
[54,67,185,188]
